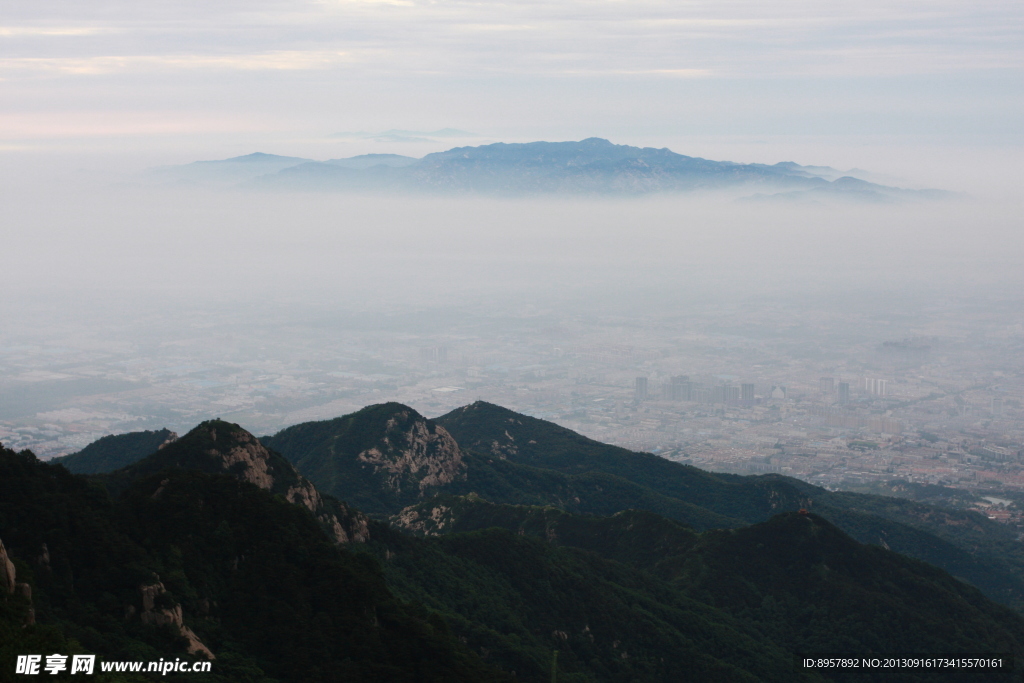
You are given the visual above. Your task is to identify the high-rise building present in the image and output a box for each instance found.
[419,346,448,363]
[668,375,691,401]
[724,386,740,403]
[863,378,887,397]
[635,377,648,402]
[741,383,755,402]
[838,382,850,405]
[819,377,834,394]
[992,398,1004,417]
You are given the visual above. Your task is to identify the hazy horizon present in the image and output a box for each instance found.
[2,0,1022,457]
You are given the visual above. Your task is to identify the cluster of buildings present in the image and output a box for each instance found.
[1,298,1022,512]
[635,376,758,404]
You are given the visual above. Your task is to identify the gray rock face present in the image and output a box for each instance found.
[138,579,215,659]
[327,501,371,544]
[214,429,278,489]
[392,503,454,536]
[262,403,472,516]
[356,413,466,495]
[0,537,16,595]
[198,426,372,544]
[285,475,370,544]
[0,536,36,624]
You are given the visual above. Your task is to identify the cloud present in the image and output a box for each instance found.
[0,26,116,36]
[561,68,711,77]
[0,111,270,138]
[0,0,1019,149]
[0,51,357,75]
[2,0,1020,79]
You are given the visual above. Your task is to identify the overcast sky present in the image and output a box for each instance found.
[1,0,1022,368]
[2,1,1021,179]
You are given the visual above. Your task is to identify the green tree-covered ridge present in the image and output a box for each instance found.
[263,401,1024,612]
[51,429,177,475]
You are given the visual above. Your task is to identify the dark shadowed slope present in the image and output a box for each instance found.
[435,401,1024,611]
[0,440,506,683]
[377,496,1024,682]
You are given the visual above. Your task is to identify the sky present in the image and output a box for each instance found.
[1,0,1022,316]
[1,0,1021,187]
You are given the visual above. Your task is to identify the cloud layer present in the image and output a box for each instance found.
[3,1,1021,78]
[0,0,1020,162]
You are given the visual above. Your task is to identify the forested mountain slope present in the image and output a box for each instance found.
[16,401,1024,681]
[384,494,1024,681]
[0,435,503,682]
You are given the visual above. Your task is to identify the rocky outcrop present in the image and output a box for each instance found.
[391,493,493,536]
[285,477,370,544]
[393,503,453,536]
[0,537,15,595]
[488,430,519,459]
[0,536,36,624]
[285,477,321,513]
[16,583,35,625]
[37,543,50,571]
[137,579,214,660]
[328,501,371,544]
[202,425,277,490]
[356,411,466,496]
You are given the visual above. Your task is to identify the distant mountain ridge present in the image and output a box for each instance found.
[52,428,177,474]
[144,138,951,201]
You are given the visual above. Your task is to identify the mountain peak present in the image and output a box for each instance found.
[120,419,367,543]
[263,402,467,515]
[361,404,466,491]
[215,152,310,164]
[129,418,288,490]
[199,419,277,488]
